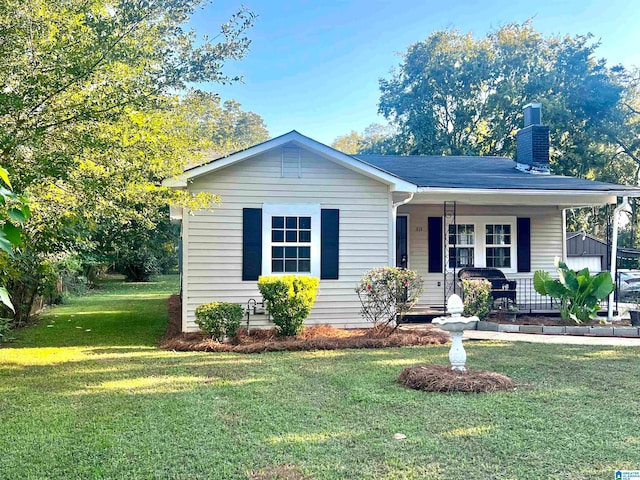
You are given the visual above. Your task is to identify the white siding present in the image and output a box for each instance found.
[183,145,391,331]
[396,204,564,306]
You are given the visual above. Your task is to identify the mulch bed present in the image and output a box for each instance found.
[164,294,183,339]
[398,364,517,393]
[162,324,450,354]
[162,295,449,353]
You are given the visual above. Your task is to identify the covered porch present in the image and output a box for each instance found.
[391,189,622,317]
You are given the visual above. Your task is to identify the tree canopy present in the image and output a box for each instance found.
[0,0,269,321]
[377,22,630,175]
[331,123,396,154]
[333,21,640,246]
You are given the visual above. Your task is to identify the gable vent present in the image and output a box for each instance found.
[281,147,301,178]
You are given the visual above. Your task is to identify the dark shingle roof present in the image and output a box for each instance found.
[354,154,639,192]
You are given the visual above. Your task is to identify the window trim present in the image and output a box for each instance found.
[262,204,321,277]
[485,223,514,269]
[444,216,518,273]
[448,223,476,269]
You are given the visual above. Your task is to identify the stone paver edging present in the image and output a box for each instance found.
[477,320,640,338]
[464,329,640,346]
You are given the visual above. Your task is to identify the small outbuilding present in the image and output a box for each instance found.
[566,231,640,272]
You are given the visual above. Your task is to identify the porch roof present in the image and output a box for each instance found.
[354,154,640,195]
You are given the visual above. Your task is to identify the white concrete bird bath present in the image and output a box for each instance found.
[432,294,478,371]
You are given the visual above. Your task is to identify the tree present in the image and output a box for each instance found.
[94,91,270,282]
[378,21,640,247]
[378,21,623,177]
[180,90,269,163]
[0,0,258,323]
[332,131,364,154]
[331,123,396,154]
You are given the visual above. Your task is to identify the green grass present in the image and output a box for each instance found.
[1,275,640,479]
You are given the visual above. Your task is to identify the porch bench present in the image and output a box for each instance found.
[458,267,517,304]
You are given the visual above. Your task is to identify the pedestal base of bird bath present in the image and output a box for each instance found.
[432,294,478,372]
[448,331,467,371]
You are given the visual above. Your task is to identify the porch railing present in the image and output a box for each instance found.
[446,271,624,315]
[512,276,616,315]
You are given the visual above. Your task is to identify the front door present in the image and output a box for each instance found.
[396,215,408,269]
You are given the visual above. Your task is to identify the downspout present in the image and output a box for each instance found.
[608,196,629,320]
[391,193,414,267]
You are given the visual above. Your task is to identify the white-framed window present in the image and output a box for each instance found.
[262,204,321,276]
[445,216,517,273]
[485,224,512,268]
[448,224,475,268]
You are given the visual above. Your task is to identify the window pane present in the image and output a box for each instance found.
[298,260,311,272]
[449,247,474,268]
[486,224,511,245]
[462,225,474,245]
[448,248,457,269]
[272,216,284,228]
[272,247,284,259]
[285,247,297,258]
[286,217,297,229]
[458,247,474,267]
[285,260,298,272]
[272,230,284,242]
[272,260,284,272]
[299,247,310,259]
[299,231,311,242]
[501,224,511,244]
[285,230,297,242]
[299,217,311,229]
[486,247,511,268]
[449,224,474,245]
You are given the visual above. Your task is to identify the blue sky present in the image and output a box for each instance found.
[190,0,640,145]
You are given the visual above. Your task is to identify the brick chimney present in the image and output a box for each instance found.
[516,103,550,174]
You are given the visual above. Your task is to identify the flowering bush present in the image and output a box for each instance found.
[258,275,319,336]
[355,267,424,327]
[195,302,243,342]
[461,279,493,321]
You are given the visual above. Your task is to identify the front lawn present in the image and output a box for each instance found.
[1,275,639,479]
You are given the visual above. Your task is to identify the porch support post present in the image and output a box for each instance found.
[561,208,568,263]
[608,196,629,320]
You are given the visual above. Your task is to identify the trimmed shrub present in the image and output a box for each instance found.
[355,267,424,327]
[462,279,493,321]
[258,275,319,336]
[194,302,243,341]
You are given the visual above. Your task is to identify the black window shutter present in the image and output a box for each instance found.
[517,217,531,272]
[396,216,408,268]
[242,208,262,281]
[321,209,339,279]
[428,217,443,273]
